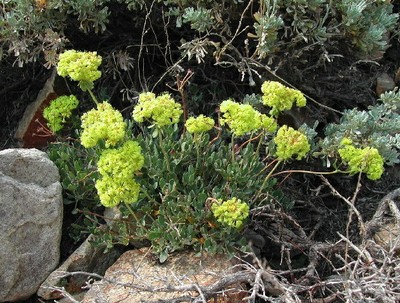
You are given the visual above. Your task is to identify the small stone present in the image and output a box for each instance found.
[376,72,395,96]
[394,67,400,85]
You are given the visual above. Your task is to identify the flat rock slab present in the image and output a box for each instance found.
[0,148,63,302]
[82,248,247,303]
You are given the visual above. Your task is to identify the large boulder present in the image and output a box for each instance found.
[0,148,63,302]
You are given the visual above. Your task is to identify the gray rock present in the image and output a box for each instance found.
[0,148,63,302]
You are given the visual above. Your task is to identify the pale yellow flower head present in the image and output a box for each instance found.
[80,102,126,148]
[57,50,102,91]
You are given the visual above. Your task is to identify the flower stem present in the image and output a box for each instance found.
[255,160,282,199]
[124,202,140,223]
[88,89,99,105]
[272,169,340,177]
[194,133,201,171]
[231,134,235,161]
[158,128,171,172]
[255,131,265,156]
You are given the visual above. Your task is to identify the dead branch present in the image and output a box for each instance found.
[365,187,400,239]
[320,175,366,239]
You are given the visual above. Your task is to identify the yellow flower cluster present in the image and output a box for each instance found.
[57,50,102,91]
[185,115,215,133]
[260,114,279,133]
[80,102,126,148]
[274,125,310,160]
[261,81,306,116]
[95,140,144,207]
[97,140,144,178]
[219,99,277,136]
[132,92,183,127]
[211,198,249,228]
[338,138,384,180]
[95,177,141,208]
[43,95,79,132]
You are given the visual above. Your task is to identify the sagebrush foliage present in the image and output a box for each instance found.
[319,91,400,167]
[1,0,398,70]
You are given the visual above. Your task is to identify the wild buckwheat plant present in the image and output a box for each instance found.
[57,50,102,92]
[80,102,127,148]
[211,198,250,229]
[43,95,79,133]
[338,138,384,181]
[45,50,398,260]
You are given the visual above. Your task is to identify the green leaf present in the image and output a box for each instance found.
[148,231,162,240]
[159,250,169,263]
